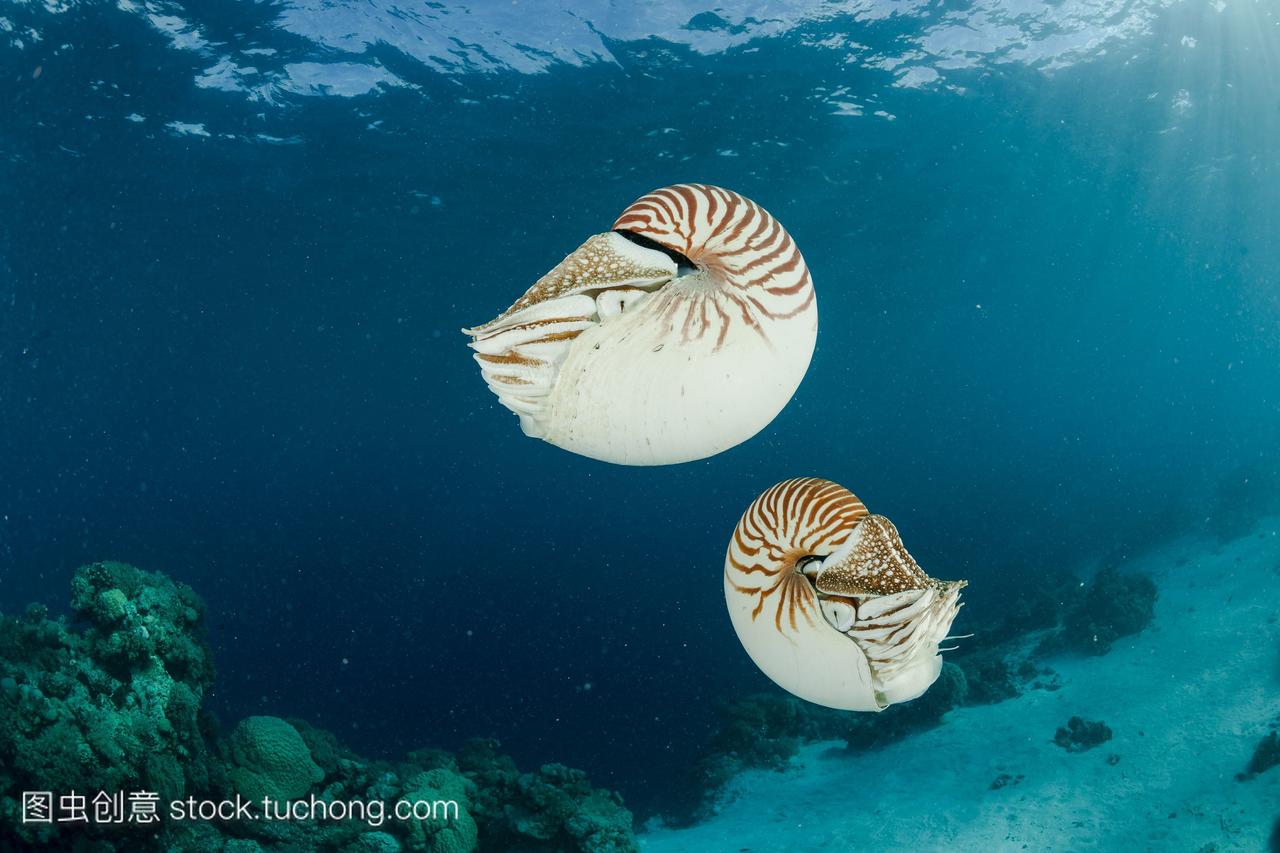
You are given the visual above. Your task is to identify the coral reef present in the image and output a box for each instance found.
[226,716,325,803]
[459,738,638,853]
[842,662,969,752]
[399,765,479,853]
[675,664,969,823]
[954,650,1021,706]
[1237,729,1280,781]
[989,773,1023,790]
[1046,567,1157,656]
[0,562,638,852]
[677,692,819,816]
[1053,716,1113,752]
[976,563,1081,648]
[700,693,818,774]
[0,561,223,848]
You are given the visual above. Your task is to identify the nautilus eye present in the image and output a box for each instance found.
[724,478,967,712]
[462,184,817,466]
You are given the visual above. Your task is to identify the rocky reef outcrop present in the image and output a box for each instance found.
[672,663,969,825]
[0,562,638,852]
[1238,727,1280,782]
[460,738,637,853]
[1051,567,1158,656]
[1052,716,1113,752]
[0,561,223,847]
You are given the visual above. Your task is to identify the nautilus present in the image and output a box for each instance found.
[725,478,967,711]
[463,184,816,466]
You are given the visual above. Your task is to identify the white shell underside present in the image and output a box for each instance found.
[724,573,963,711]
[472,271,817,466]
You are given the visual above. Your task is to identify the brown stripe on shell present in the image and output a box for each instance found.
[725,478,868,638]
[612,183,813,337]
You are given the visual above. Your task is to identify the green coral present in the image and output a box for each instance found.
[291,716,360,778]
[1053,716,1113,752]
[70,560,214,689]
[226,716,325,803]
[346,832,406,853]
[97,587,131,623]
[459,738,637,853]
[399,766,478,853]
[1058,567,1157,655]
[0,564,639,853]
[0,561,222,848]
[955,650,1021,705]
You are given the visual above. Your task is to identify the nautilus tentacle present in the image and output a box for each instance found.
[724,478,966,712]
[463,184,817,466]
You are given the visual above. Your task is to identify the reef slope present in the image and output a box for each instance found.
[642,520,1280,852]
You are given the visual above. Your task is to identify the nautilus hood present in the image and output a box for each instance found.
[463,184,818,466]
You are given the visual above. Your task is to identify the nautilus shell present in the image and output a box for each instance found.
[725,478,967,711]
[463,184,816,466]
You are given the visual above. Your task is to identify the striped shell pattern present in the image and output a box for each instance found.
[464,184,817,466]
[725,478,966,711]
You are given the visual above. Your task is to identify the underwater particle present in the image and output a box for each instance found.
[463,184,817,466]
[1053,716,1113,752]
[724,478,966,711]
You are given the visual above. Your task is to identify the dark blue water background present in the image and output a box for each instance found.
[2,0,1278,816]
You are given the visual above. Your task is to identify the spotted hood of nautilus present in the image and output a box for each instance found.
[724,478,967,711]
[462,184,817,466]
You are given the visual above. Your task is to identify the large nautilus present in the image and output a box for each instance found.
[463,184,816,466]
[725,478,967,711]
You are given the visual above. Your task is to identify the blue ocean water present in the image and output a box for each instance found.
[1,0,1278,829]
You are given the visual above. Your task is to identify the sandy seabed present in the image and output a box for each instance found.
[641,518,1280,852]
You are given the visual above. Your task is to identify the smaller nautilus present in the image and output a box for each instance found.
[725,478,967,711]
[463,184,816,466]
